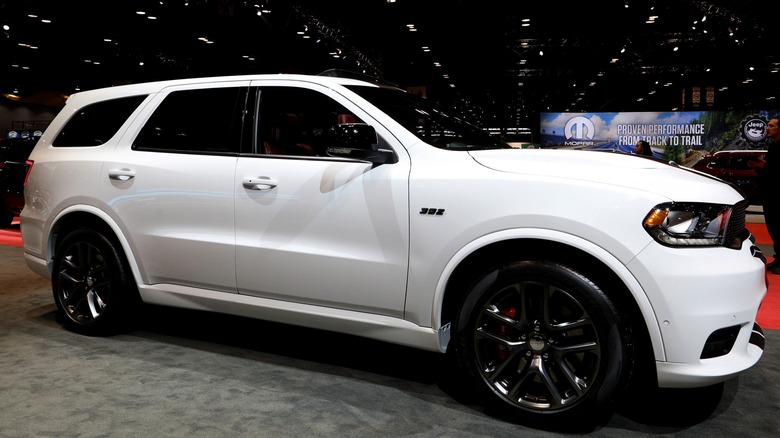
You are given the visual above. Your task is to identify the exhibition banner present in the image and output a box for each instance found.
[540,110,776,166]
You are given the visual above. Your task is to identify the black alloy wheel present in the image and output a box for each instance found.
[52,228,138,334]
[453,261,629,426]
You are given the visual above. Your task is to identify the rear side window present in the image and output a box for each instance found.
[133,87,245,154]
[53,95,147,147]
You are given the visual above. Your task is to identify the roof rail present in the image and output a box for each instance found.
[317,69,398,87]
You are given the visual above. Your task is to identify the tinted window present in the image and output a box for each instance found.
[708,157,729,168]
[53,95,147,147]
[346,85,508,150]
[256,87,362,156]
[134,87,245,154]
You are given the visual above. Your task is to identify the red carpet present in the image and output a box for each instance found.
[746,222,780,330]
[0,218,22,247]
[2,219,779,329]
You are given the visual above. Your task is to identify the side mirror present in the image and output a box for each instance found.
[326,124,396,164]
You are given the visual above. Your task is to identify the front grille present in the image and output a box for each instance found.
[724,201,748,249]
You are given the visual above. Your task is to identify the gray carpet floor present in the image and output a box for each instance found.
[1,243,779,437]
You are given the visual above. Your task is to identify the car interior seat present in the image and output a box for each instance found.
[263,113,315,156]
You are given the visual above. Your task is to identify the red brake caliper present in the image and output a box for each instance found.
[497,306,516,360]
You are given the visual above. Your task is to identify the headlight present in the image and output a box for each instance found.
[643,202,733,247]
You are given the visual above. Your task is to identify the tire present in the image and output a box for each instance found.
[52,228,139,335]
[452,260,629,428]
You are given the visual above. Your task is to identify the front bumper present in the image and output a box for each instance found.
[630,236,766,388]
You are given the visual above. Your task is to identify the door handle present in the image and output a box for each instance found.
[108,168,136,181]
[243,176,278,191]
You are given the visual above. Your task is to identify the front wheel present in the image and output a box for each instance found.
[452,261,630,428]
[52,228,139,335]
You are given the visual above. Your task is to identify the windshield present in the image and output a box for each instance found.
[346,85,510,151]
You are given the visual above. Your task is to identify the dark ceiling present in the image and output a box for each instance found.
[1,0,778,130]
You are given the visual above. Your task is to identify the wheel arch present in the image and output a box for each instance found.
[438,232,660,383]
[47,206,142,284]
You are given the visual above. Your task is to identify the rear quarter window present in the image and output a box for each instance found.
[53,95,147,147]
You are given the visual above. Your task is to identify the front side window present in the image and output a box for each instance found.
[134,87,245,154]
[53,95,147,147]
[346,85,509,151]
[254,87,364,157]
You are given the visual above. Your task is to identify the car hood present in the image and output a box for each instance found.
[468,149,745,204]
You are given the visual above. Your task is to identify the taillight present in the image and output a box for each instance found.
[24,160,34,187]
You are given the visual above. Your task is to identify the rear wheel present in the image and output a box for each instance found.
[52,228,139,335]
[452,260,629,428]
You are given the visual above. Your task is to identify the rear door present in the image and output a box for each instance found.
[100,81,249,292]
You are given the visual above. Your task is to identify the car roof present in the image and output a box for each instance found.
[64,73,396,105]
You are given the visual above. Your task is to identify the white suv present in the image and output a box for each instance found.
[21,72,766,426]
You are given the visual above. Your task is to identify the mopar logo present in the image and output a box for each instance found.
[564,116,595,140]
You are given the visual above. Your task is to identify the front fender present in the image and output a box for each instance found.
[429,228,664,359]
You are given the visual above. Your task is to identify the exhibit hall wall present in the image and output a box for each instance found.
[1,99,59,139]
